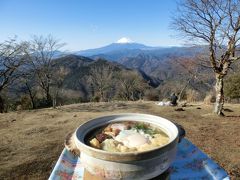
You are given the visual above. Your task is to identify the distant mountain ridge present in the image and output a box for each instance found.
[73,42,205,79]
[75,38,205,60]
[75,42,156,57]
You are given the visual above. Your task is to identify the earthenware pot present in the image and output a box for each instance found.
[74,113,181,180]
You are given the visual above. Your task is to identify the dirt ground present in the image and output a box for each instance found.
[0,101,239,179]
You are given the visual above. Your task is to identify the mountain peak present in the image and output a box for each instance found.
[116,37,133,44]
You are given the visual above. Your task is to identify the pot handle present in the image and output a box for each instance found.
[174,123,186,143]
[65,131,81,156]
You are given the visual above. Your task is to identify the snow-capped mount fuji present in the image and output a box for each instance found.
[75,37,155,58]
[116,37,134,43]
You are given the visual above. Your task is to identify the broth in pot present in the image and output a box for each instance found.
[86,121,169,153]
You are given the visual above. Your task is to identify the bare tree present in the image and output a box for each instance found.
[12,72,37,109]
[172,0,240,115]
[50,66,69,108]
[0,38,28,112]
[28,35,65,106]
[171,57,213,101]
[88,64,114,102]
[117,70,147,101]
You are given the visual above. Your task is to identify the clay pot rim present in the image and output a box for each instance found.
[74,113,179,161]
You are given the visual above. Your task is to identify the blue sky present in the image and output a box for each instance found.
[0,0,181,51]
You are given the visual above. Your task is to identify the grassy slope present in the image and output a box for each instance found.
[0,101,239,179]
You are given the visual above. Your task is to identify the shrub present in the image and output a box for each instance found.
[186,89,201,102]
[35,98,52,108]
[91,96,100,102]
[143,89,159,101]
[224,73,240,100]
[20,96,32,110]
[204,92,216,104]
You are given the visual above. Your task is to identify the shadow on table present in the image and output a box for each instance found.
[150,168,170,180]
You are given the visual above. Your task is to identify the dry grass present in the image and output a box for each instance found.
[0,101,240,179]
